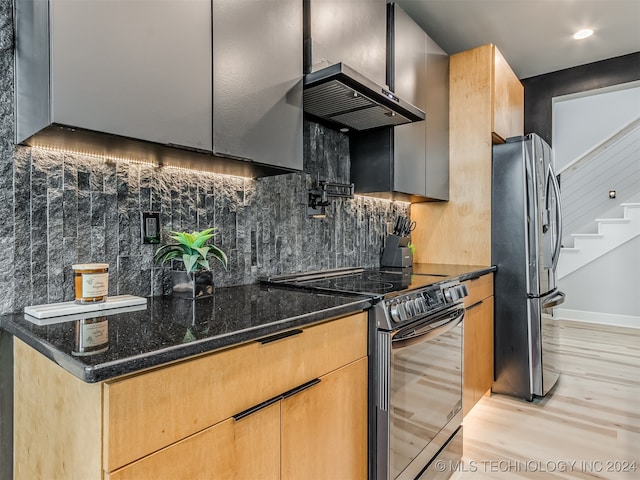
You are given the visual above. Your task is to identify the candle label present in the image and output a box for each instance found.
[81,273,109,298]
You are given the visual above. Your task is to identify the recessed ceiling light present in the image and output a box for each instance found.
[573,29,594,40]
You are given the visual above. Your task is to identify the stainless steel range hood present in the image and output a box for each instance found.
[303,63,425,131]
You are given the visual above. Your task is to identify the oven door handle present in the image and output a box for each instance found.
[391,309,464,351]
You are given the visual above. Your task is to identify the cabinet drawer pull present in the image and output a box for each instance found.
[232,378,321,420]
[233,395,281,422]
[466,300,484,311]
[256,329,303,344]
[282,378,321,399]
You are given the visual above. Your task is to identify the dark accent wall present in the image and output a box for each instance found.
[522,52,640,146]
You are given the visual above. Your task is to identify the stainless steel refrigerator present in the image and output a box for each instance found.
[492,133,566,401]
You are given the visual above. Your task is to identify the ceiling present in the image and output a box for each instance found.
[393,0,640,79]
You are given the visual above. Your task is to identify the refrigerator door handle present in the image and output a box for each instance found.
[542,290,565,309]
[546,164,563,271]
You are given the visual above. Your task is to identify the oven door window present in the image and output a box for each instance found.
[390,318,462,479]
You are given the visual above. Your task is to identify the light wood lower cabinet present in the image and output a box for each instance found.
[282,357,368,480]
[463,274,494,416]
[14,312,368,480]
[107,402,281,480]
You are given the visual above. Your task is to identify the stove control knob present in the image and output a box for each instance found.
[390,303,402,323]
[405,299,416,317]
[445,287,460,303]
[454,285,467,300]
[443,288,453,303]
[397,303,408,321]
[415,297,426,314]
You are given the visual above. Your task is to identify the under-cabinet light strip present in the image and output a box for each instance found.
[30,145,247,180]
[31,145,157,167]
[160,163,247,180]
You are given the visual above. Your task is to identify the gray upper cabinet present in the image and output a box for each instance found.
[350,3,449,202]
[213,0,302,171]
[306,0,386,85]
[15,0,302,174]
[391,4,428,197]
[25,0,213,151]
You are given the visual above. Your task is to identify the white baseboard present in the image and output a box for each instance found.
[554,308,640,329]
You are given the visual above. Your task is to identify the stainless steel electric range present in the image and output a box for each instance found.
[265,267,467,480]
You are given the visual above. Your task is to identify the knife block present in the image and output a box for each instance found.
[381,235,413,268]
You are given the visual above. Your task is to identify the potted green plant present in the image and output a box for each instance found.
[154,228,228,299]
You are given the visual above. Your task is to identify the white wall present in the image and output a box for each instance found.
[553,81,640,171]
[556,236,640,327]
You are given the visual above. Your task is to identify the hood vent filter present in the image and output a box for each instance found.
[303,63,424,131]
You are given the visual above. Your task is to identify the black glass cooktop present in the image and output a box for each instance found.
[268,268,452,297]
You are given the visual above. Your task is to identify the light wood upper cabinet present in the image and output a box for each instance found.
[492,47,525,143]
[14,312,368,480]
[411,44,523,265]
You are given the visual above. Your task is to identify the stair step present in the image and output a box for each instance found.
[571,233,603,239]
[595,218,630,224]
[559,200,640,279]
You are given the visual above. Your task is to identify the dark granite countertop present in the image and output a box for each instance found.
[411,263,496,281]
[0,284,372,383]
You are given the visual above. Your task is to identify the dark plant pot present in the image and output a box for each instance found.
[170,270,214,299]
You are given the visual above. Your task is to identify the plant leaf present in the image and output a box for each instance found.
[208,245,228,270]
[192,228,216,246]
[153,245,184,265]
[194,246,210,260]
[192,234,214,248]
[182,253,199,273]
[197,258,211,271]
[171,231,196,248]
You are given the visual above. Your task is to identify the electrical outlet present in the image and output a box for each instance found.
[141,212,161,244]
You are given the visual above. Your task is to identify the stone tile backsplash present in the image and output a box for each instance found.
[3,139,407,314]
[0,4,408,314]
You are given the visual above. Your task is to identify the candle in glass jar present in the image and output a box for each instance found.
[72,263,109,304]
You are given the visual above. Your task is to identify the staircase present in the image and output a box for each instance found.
[557,202,640,278]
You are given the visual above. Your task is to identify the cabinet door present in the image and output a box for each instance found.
[50,0,212,151]
[391,4,427,197]
[492,46,524,142]
[13,339,103,480]
[463,296,494,416]
[213,0,302,170]
[308,0,387,86]
[475,296,495,401]
[107,402,280,480]
[281,358,368,480]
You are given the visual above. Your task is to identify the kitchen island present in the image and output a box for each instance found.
[1,284,372,480]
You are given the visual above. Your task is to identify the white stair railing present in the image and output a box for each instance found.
[557,117,640,247]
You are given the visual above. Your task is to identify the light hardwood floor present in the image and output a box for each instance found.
[451,320,640,479]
